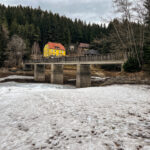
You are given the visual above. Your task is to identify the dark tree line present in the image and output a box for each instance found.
[0,22,8,67]
[0,4,107,48]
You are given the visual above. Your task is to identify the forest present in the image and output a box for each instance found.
[0,0,150,72]
[0,4,107,48]
[0,4,107,66]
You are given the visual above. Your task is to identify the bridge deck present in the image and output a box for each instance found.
[24,53,127,65]
[25,60,124,65]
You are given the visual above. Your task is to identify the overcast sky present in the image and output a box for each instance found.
[0,0,115,24]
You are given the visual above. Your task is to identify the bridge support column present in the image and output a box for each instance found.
[34,64,45,81]
[45,64,51,82]
[121,63,124,72]
[76,64,91,88]
[51,64,63,84]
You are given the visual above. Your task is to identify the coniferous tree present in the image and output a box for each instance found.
[0,25,6,66]
[0,24,8,67]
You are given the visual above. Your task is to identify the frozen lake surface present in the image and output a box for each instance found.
[0,81,150,150]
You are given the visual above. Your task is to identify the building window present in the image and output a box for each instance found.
[55,46,59,49]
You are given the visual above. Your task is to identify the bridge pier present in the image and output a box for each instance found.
[51,64,64,84]
[76,64,91,88]
[45,64,51,82]
[121,63,124,72]
[34,64,45,81]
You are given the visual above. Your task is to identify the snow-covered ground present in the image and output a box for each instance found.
[68,76,109,82]
[0,75,34,82]
[0,81,150,150]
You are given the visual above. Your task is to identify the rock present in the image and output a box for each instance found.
[49,136,55,140]
[46,139,51,144]
[49,146,53,149]
[56,131,63,136]
[71,135,76,138]
[73,129,79,132]
[52,141,59,147]
[77,140,82,144]
[32,143,35,146]
[17,123,29,132]
[65,138,69,141]
[78,135,82,138]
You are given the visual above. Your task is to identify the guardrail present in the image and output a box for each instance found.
[24,52,128,64]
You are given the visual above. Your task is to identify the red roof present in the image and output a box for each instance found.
[79,43,90,48]
[47,42,65,50]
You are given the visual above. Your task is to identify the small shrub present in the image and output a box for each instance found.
[123,57,141,72]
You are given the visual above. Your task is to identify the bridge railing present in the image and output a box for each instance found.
[25,52,128,64]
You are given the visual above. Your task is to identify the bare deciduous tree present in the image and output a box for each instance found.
[6,35,26,67]
[112,0,145,67]
[31,42,41,59]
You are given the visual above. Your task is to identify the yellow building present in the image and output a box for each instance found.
[43,42,66,57]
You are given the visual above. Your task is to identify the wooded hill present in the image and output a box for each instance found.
[0,1,150,72]
[0,4,107,48]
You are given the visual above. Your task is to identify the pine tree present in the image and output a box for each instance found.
[0,24,8,67]
[65,29,71,46]
[10,19,18,36]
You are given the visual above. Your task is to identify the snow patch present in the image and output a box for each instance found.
[0,82,150,150]
[0,75,34,82]
[68,76,109,82]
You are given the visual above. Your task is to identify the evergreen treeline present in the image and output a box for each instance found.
[0,4,106,49]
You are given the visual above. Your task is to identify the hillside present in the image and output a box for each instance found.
[0,4,107,49]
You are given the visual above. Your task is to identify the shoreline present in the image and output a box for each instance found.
[0,68,150,87]
[0,76,150,87]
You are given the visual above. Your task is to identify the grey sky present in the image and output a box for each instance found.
[0,0,114,24]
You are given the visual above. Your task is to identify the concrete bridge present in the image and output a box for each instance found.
[24,53,127,88]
